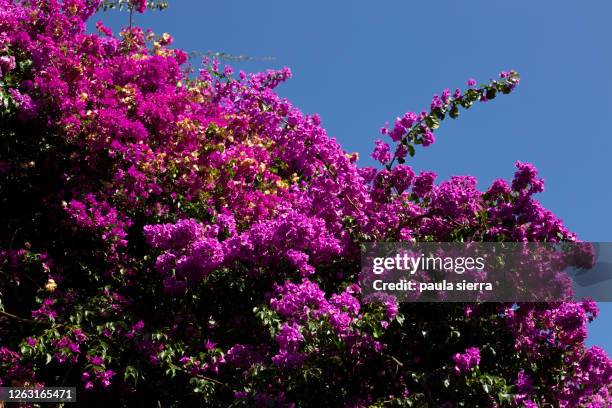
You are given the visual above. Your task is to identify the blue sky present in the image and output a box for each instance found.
[94,0,612,351]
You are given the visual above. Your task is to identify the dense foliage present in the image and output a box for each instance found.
[0,1,610,406]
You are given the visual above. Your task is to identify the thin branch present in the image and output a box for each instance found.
[0,310,38,324]
[190,51,276,63]
[167,362,227,387]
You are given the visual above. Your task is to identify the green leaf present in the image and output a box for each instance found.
[407,145,416,157]
[485,87,497,100]
[424,115,439,129]
[498,392,513,404]
[449,105,460,119]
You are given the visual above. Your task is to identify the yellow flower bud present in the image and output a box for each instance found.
[45,279,57,293]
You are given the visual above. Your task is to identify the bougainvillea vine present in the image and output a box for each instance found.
[0,1,610,406]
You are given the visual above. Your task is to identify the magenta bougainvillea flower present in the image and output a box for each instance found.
[452,346,481,374]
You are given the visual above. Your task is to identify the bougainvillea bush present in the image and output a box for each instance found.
[0,1,610,406]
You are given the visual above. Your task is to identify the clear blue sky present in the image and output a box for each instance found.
[93,0,612,352]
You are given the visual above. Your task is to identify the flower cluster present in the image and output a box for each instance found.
[452,346,481,374]
[0,1,609,406]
